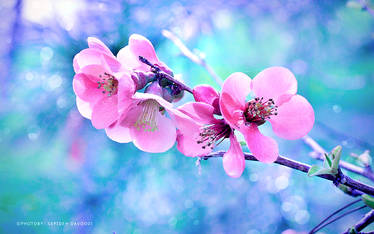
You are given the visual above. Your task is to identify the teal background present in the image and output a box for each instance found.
[0,0,374,233]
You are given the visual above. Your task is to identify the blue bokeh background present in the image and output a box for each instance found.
[1,0,374,233]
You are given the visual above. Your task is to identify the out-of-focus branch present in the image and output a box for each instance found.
[303,135,374,182]
[203,151,374,196]
[343,210,374,233]
[162,29,224,87]
[358,0,374,18]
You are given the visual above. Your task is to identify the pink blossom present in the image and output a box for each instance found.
[72,37,134,129]
[220,67,315,166]
[173,85,245,178]
[105,34,184,153]
[117,34,173,78]
[176,67,314,178]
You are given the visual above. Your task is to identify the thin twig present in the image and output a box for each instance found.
[303,135,374,182]
[358,0,374,18]
[343,210,374,233]
[310,198,362,233]
[162,29,224,87]
[310,205,367,233]
[203,151,374,196]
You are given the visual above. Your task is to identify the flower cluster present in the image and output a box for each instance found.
[72,34,315,177]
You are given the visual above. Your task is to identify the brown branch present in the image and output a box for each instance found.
[303,135,374,182]
[343,210,374,233]
[203,151,374,196]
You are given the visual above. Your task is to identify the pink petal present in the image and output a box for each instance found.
[132,92,174,112]
[72,73,103,103]
[129,34,159,64]
[269,94,315,140]
[73,49,102,73]
[117,73,136,114]
[193,85,219,106]
[241,124,279,163]
[87,37,113,55]
[223,133,245,178]
[105,122,132,143]
[78,64,108,83]
[177,102,217,125]
[175,119,212,157]
[117,45,142,70]
[73,49,120,73]
[91,96,119,129]
[252,67,297,104]
[76,97,92,119]
[130,111,176,153]
[220,72,251,128]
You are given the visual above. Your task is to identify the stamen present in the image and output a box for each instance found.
[244,97,278,126]
[134,100,161,132]
[97,72,119,97]
[196,121,231,149]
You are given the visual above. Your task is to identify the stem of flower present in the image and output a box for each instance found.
[203,151,374,196]
[310,205,367,233]
[303,135,374,182]
[343,209,374,233]
[310,198,362,233]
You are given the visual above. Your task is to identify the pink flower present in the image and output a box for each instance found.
[105,34,184,153]
[175,67,314,178]
[117,34,173,78]
[72,37,134,129]
[220,67,314,165]
[173,85,245,178]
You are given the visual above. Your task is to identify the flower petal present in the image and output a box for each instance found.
[117,45,142,70]
[72,73,103,103]
[87,37,113,55]
[252,66,297,104]
[193,85,220,109]
[73,49,102,73]
[117,73,136,114]
[175,119,212,157]
[91,96,119,129]
[242,124,278,163]
[76,97,92,119]
[130,111,176,153]
[223,133,245,178]
[269,94,314,140]
[105,122,132,143]
[177,102,217,125]
[129,34,159,64]
[220,72,251,128]
[73,48,120,73]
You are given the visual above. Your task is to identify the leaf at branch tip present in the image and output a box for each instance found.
[324,153,332,168]
[308,165,335,177]
[349,227,358,234]
[362,194,374,209]
[331,145,342,171]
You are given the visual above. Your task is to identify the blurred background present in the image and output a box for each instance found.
[0,0,374,233]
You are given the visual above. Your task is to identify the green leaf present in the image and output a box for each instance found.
[239,141,246,146]
[308,165,335,177]
[324,153,332,168]
[349,227,357,234]
[331,145,342,171]
[362,194,374,209]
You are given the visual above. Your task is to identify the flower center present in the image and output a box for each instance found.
[134,100,164,132]
[244,97,278,126]
[97,72,119,96]
[197,120,231,149]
